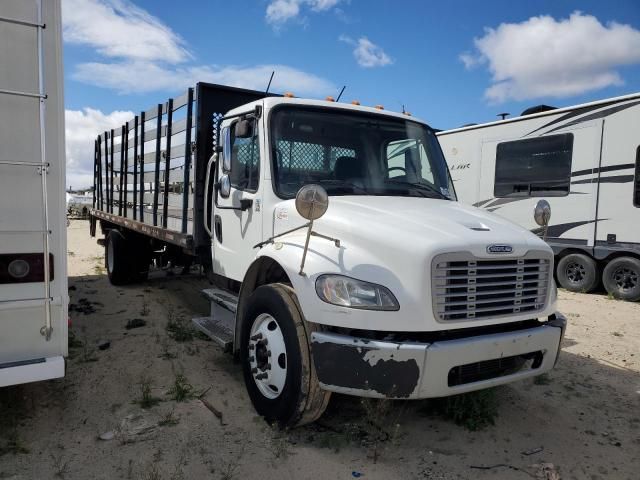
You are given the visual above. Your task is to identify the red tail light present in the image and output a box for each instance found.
[0,253,54,284]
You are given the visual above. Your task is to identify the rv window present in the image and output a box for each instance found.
[634,146,640,207]
[229,120,260,192]
[494,134,573,198]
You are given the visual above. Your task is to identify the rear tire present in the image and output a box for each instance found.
[602,257,640,302]
[106,230,130,285]
[240,284,330,427]
[556,253,599,293]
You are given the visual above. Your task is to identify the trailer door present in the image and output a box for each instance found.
[477,121,602,249]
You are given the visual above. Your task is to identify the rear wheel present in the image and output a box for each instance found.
[602,257,640,301]
[556,253,599,293]
[240,284,330,427]
[106,230,130,285]
[105,231,150,284]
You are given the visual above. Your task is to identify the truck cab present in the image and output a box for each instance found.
[199,95,566,426]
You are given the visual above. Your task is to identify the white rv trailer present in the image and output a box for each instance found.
[0,0,67,386]
[438,93,640,301]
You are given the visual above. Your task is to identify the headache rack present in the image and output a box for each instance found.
[90,82,276,258]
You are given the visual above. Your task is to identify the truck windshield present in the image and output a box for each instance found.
[270,107,456,200]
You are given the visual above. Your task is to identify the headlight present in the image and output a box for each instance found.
[315,275,399,311]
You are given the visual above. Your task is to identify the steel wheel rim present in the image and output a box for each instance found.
[248,313,287,399]
[107,237,114,273]
[612,266,638,292]
[566,261,585,284]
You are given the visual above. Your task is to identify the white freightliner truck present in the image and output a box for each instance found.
[90,84,566,426]
[0,0,67,387]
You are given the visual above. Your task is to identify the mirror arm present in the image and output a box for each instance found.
[253,222,311,249]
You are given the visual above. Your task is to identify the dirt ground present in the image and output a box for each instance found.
[1,220,639,479]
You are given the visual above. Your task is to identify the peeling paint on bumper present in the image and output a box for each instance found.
[310,314,566,399]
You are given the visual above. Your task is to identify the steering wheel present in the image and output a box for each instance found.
[387,166,406,176]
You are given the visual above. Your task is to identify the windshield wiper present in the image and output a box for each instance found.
[383,179,448,199]
[317,179,369,193]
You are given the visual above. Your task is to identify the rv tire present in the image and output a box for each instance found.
[602,257,640,302]
[556,253,599,293]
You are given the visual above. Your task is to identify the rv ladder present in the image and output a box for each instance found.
[0,0,53,341]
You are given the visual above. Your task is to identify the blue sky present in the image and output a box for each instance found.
[62,0,640,187]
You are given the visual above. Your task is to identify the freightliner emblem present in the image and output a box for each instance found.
[487,244,513,254]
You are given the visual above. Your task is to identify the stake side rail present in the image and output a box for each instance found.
[91,208,193,251]
[91,82,280,256]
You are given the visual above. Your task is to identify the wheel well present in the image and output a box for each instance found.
[234,257,292,355]
[598,250,640,266]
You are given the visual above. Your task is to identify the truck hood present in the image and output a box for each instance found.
[268,196,554,332]
[278,196,548,258]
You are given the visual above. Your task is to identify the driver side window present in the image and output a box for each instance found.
[229,121,260,192]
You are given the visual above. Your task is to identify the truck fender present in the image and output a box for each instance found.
[234,246,320,355]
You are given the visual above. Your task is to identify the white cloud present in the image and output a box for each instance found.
[63,0,335,96]
[266,0,342,27]
[461,11,640,103]
[65,108,134,189]
[62,1,336,185]
[62,0,189,64]
[340,35,393,68]
[73,61,335,96]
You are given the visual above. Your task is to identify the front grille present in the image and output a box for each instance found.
[432,252,551,321]
[448,351,543,386]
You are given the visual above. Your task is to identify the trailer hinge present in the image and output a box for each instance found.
[37,163,50,175]
[191,142,196,153]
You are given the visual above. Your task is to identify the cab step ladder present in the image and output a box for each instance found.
[0,0,53,340]
[192,288,237,350]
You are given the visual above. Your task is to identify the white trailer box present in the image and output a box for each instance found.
[0,0,67,386]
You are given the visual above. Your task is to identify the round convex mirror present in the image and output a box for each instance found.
[533,199,551,227]
[295,184,329,221]
[218,174,231,199]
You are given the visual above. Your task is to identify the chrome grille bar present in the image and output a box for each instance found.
[432,252,551,321]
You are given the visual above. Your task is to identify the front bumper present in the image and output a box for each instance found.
[311,313,566,399]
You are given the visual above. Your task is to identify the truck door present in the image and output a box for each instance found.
[211,115,263,281]
[477,121,602,247]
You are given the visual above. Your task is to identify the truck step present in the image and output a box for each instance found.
[201,288,238,313]
[192,316,233,350]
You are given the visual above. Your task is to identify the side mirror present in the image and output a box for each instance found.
[222,127,232,172]
[534,199,551,241]
[295,184,329,220]
[218,174,231,199]
[235,119,254,139]
[534,199,551,227]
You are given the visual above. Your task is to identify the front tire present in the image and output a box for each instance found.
[602,257,640,301]
[240,284,330,427]
[556,253,599,293]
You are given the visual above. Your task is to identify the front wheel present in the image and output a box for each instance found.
[602,257,640,301]
[240,284,330,427]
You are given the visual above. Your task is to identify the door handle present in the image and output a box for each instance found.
[203,154,216,237]
[214,215,222,243]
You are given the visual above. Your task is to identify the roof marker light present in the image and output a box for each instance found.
[403,111,412,116]
[351,100,360,105]
[325,96,335,102]
[374,104,384,110]
[284,92,295,98]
